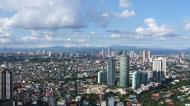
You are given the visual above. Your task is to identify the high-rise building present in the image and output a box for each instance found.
[152,60,162,71]
[160,57,167,76]
[140,71,148,85]
[132,71,140,89]
[181,51,185,58]
[119,55,130,88]
[142,50,151,63]
[98,70,107,84]
[0,68,13,106]
[148,70,153,82]
[132,70,148,89]
[157,71,165,83]
[107,58,116,86]
[151,70,165,83]
[152,57,167,76]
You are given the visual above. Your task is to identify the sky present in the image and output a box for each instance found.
[0,0,190,49]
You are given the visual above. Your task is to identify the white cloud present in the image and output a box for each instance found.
[78,39,88,43]
[0,29,11,38]
[61,37,88,44]
[110,33,122,38]
[185,22,190,30]
[1,0,135,30]
[0,0,136,30]
[44,34,53,42]
[116,9,136,19]
[136,18,174,37]
[119,0,131,8]
[91,31,97,36]
[19,30,53,42]
[20,31,38,42]
[0,38,10,44]
[66,38,71,41]
[101,13,110,17]
[0,18,11,44]
[0,0,85,29]
[98,9,135,23]
[0,0,139,47]
[110,30,141,39]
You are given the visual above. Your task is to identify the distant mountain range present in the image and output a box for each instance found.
[0,46,189,55]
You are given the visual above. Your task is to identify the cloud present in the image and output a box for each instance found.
[89,11,112,28]
[0,0,140,48]
[0,0,86,29]
[93,9,135,26]
[115,9,135,19]
[51,37,88,47]
[136,18,174,37]
[19,30,53,42]
[0,38,10,44]
[90,31,97,36]
[20,31,38,42]
[53,31,89,44]
[0,0,136,30]
[43,34,53,42]
[119,0,131,8]
[0,29,11,38]
[185,22,190,30]
[109,30,142,39]
[0,18,11,44]
[110,33,122,38]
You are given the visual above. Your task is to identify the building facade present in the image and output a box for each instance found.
[142,50,151,63]
[107,58,116,86]
[153,57,167,76]
[132,70,148,89]
[98,70,107,84]
[0,68,13,106]
[119,55,130,88]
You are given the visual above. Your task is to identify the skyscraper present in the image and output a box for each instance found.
[132,70,148,89]
[119,55,130,88]
[140,71,148,85]
[0,68,13,106]
[132,71,140,89]
[181,51,185,58]
[107,58,116,86]
[152,60,162,71]
[98,70,107,84]
[159,57,167,76]
[152,57,167,76]
[151,70,165,83]
[142,50,151,64]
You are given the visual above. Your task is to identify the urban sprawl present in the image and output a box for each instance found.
[0,50,190,106]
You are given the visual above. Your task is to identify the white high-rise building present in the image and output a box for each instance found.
[152,57,167,76]
[98,71,102,84]
[132,71,139,89]
[152,60,162,71]
[142,50,151,63]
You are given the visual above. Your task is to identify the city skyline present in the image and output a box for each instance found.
[0,0,190,49]
[0,47,189,105]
